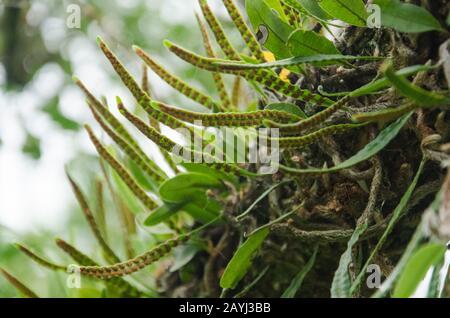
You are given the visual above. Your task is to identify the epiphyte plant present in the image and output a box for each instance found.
[4,0,450,298]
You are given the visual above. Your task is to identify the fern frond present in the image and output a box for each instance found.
[133,47,221,111]
[87,103,167,183]
[118,103,254,177]
[196,13,232,110]
[264,95,352,134]
[231,76,243,108]
[84,125,159,211]
[151,100,300,127]
[163,41,332,106]
[77,235,189,279]
[55,239,142,297]
[277,124,366,149]
[0,268,39,298]
[96,37,192,132]
[66,172,122,264]
[15,244,66,271]
[221,0,265,62]
[198,0,241,60]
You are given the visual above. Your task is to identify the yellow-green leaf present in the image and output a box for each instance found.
[393,243,446,298]
[318,0,368,27]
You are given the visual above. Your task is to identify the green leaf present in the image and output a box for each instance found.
[265,102,307,119]
[349,64,435,97]
[350,158,427,294]
[318,0,368,27]
[170,242,204,272]
[182,199,222,223]
[281,245,318,298]
[159,172,224,203]
[331,221,368,297]
[374,0,443,33]
[212,54,382,70]
[383,62,450,106]
[127,158,158,192]
[110,165,141,214]
[220,228,269,289]
[263,0,289,23]
[280,111,413,174]
[286,0,331,20]
[236,180,293,221]
[246,0,294,59]
[288,30,340,57]
[181,162,238,185]
[372,189,444,298]
[393,243,446,298]
[144,202,186,226]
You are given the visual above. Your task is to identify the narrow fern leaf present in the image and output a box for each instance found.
[211,54,383,71]
[352,103,417,123]
[85,124,159,211]
[15,244,66,271]
[350,158,427,295]
[151,100,300,126]
[281,245,318,298]
[277,124,366,149]
[77,235,190,279]
[196,13,232,110]
[55,239,142,297]
[221,0,265,62]
[96,37,191,132]
[118,104,257,177]
[383,62,450,106]
[330,221,368,297]
[231,77,243,108]
[88,103,166,183]
[280,112,413,174]
[265,95,352,134]
[66,171,122,263]
[198,0,241,60]
[141,62,151,96]
[133,46,221,111]
[0,268,39,298]
[164,41,332,106]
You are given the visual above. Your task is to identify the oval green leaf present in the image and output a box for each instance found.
[159,172,224,203]
[220,228,269,289]
[288,30,340,57]
[374,0,443,33]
